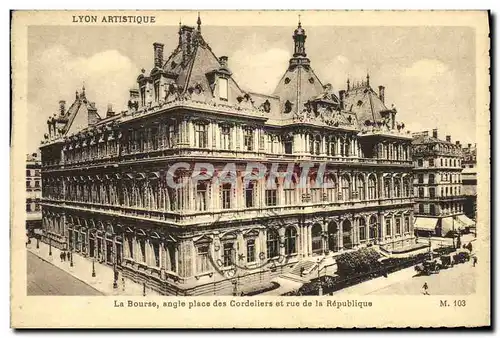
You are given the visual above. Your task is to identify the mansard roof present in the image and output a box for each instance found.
[344,81,391,127]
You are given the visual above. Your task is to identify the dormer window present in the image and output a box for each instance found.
[218,77,228,101]
[284,77,291,84]
[309,77,315,84]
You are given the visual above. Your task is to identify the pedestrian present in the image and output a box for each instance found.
[62,251,66,262]
[467,242,473,253]
[60,251,63,262]
[473,256,478,267]
[122,277,125,292]
[422,282,429,295]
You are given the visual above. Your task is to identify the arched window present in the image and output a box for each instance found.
[368,175,377,200]
[384,177,392,198]
[357,175,365,200]
[429,173,435,184]
[311,223,323,254]
[359,218,367,241]
[325,174,337,202]
[284,227,297,255]
[314,135,321,155]
[341,175,351,201]
[403,177,411,197]
[328,136,336,156]
[369,215,378,240]
[394,178,401,198]
[266,229,279,258]
[342,219,352,249]
[327,221,339,252]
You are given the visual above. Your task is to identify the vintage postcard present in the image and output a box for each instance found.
[11,10,490,328]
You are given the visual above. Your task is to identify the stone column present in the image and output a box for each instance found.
[308,225,313,256]
[338,222,343,250]
[207,122,213,148]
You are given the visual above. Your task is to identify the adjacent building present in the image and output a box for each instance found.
[412,129,475,237]
[461,143,477,224]
[26,152,42,235]
[39,19,415,295]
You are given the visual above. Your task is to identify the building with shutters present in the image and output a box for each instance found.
[461,143,477,225]
[412,129,475,237]
[39,18,415,295]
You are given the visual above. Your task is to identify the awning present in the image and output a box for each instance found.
[457,214,476,228]
[414,217,438,231]
[441,217,462,234]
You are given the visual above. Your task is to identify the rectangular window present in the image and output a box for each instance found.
[195,123,207,148]
[430,204,436,216]
[196,182,207,211]
[385,219,392,236]
[246,239,255,263]
[151,127,159,150]
[245,181,254,208]
[417,159,423,167]
[26,180,30,188]
[197,245,210,273]
[244,129,254,151]
[419,204,425,214]
[26,203,31,212]
[396,218,401,235]
[35,180,40,188]
[429,158,434,167]
[223,243,234,267]
[418,174,424,184]
[26,170,31,177]
[359,225,366,241]
[265,189,277,206]
[404,217,410,233]
[429,187,436,198]
[221,184,231,209]
[220,125,231,150]
[218,77,228,100]
[34,204,40,211]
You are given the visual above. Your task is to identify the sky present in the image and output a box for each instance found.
[27,23,476,154]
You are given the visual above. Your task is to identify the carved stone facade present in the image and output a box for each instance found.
[40,19,414,295]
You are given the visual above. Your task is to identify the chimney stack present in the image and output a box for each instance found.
[339,90,346,110]
[59,100,66,115]
[432,129,438,139]
[468,143,472,149]
[106,104,115,118]
[456,141,461,148]
[378,85,385,103]
[446,135,451,142]
[153,42,164,68]
[219,56,228,68]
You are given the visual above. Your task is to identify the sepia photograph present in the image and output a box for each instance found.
[11,10,490,328]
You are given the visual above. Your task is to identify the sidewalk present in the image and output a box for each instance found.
[27,241,160,296]
[330,265,418,295]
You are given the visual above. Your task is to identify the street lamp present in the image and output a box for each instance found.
[36,237,39,249]
[143,282,146,297]
[49,237,52,256]
[70,247,74,267]
[92,258,96,277]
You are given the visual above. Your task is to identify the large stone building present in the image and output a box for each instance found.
[412,129,475,237]
[39,19,415,295]
[461,143,477,224]
[26,152,42,235]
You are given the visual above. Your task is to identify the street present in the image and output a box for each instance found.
[27,251,103,296]
[368,260,476,295]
